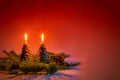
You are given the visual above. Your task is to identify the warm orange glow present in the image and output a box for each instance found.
[24,33,28,42]
[41,33,44,42]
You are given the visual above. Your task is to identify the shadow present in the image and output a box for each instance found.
[9,67,80,80]
[9,75,20,79]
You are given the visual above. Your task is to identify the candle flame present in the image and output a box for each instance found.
[24,33,28,41]
[41,33,44,42]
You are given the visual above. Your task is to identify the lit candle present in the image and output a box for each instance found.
[24,33,28,43]
[41,33,44,43]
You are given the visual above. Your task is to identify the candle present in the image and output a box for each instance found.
[24,33,28,43]
[41,33,44,43]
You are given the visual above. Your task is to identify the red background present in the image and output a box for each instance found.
[0,0,120,80]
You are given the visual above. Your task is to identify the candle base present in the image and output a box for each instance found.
[20,43,33,61]
[38,43,49,63]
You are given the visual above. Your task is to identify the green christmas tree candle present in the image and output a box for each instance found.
[20,33,33,61]
[38,33,49,63]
